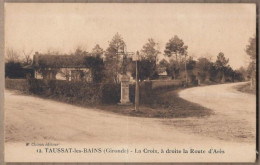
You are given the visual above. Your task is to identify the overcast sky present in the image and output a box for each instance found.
[5,3,256,69]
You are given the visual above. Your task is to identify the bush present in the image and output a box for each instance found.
[101,83,121,104]
[5,62,26,78]
[6,78,187,106]
[5,79,30,93]
[27,79,124,105]
[28,79,48,94]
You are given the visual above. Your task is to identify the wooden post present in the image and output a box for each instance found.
[135,60,139,111]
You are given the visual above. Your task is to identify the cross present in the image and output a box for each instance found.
[116,46,134,74]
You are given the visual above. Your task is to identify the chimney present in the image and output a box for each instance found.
[33,52,39,66]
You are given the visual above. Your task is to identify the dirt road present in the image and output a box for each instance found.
[4,82,256,162]
[176,82,256,143]
[4,90,213,145]
[5,82,256,144]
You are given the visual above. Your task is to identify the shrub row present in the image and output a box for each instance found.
[5,79,186,105]
[5,78,30,93]
[28,79,120,104]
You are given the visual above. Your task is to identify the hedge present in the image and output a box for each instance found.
[5,79,185,105]
[5,79,30,93]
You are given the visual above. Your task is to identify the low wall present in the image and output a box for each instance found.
[150,80,183,90]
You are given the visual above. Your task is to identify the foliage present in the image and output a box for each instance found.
[186,57,196,70]
[22,49,33,65]
[91,44,104,58]
[74,46,88,56]
[164,35,188,60]
[246,35,256,61]
[140,38,160,62]
[196,57,212,82]
[159,59,169,68]
[84,56,105,83]
[214,52,230,82]
[215,52,229,69]
[169,60,179,79]
[237,67,248,81]
[164,35,188,79]
[131,60,158,81]
[104,33,126,83]
[131,38,160,80]
[101,84,121,104]
[245,35,256,89]
[5,48,20,63]
[26,79,121,104]
[5,61,26,78]
[5,79,30,93]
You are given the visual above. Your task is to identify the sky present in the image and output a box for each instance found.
[5,3,256,69]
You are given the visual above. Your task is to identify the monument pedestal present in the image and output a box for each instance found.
[118,75,132,105]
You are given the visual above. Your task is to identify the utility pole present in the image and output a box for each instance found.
[184,53,188,85]
[135,51,140,111]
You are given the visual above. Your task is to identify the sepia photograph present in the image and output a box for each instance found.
[3,2,257,162]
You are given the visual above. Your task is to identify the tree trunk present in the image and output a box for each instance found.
[184,55,188,84]
[221,72,225,83]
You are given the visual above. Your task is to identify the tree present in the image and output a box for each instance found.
[167,59,179,79]
[237,66,248,81]
[233,70,244,82]
[245,35,256,88]
[246,35,256,61]
[104,33,126,83]
[137,38,160,80]
[196,57,212,82]
[159,59,169,68]
[5,62,25,78]
[164,35,188,61]
[22,49,33,65]
[164,35,188,79]
[184,57,197,84]
[74,46,88,56]
[131,59,158,81]
[91,44,104,58]
[215,52,229,67]
[215,52,229,83]
[5,48,20,63]
[141,38,160,62]
[46,48,61,55]
[84,56,104,83]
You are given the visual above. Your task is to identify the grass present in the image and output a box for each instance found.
[235,82,256,95]
[95,88,214,118]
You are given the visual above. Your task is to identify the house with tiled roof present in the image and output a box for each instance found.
[33,52,93,82]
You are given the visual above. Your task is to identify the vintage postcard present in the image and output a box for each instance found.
[4,2,257,162]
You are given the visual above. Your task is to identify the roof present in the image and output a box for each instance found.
[33,54,92,68]
[157,67,167,74]
[22,65,34,69]
[159,71,168,76]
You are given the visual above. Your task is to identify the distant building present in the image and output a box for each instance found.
[33,53,93,82]
[157,67,171,80]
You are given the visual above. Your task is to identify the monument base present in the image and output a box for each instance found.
[119,74,132,106]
